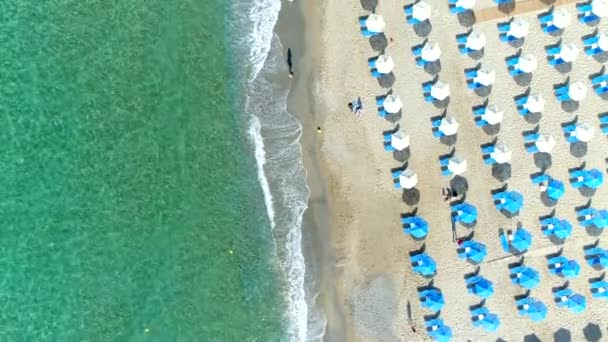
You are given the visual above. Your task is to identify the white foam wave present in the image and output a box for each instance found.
[248,116,276,230]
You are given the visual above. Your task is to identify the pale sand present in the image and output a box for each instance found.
[312,0,608,341]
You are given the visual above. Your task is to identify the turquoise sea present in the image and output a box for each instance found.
[0,1,307,340]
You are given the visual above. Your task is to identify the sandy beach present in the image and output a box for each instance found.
[291,0,608,340]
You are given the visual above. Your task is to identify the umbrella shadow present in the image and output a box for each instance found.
[514,72,533,87]
[508,37,525,49]
[393,147,410,162]
[423,60,441,75]
[457,11,476,28]
[492,163,512,183]
[482,124,501,135]
[524,334,542,342]
[592,51,608,63]
[385,110,402,123]
[534,152,553,170]
[468,49,484,61]
[554,327,572,342]
[369,33,388,52]
[583,323,602,342]
[439,134,457,146]
[474,85,492,97]
[498,2,516,14]
[378,72,396,88]
[541,191,558,207]
[524,112,542,124]
[360,0,377,11]
[450,176,469,195]
[402,188,421,206]
[578,185,597,198]
[432,97,450,109]
[413,21,432,38]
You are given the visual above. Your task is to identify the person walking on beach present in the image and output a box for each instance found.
[287,48,294,78]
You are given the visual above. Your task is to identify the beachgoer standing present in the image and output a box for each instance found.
[287,48,294,78]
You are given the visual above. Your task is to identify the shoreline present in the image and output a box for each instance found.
[275,0,347,340]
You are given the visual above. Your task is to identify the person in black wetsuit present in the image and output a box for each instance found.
[287,48,294,77]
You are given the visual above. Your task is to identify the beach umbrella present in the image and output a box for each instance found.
[574,122,594,142]
[458,240,486,263]
[429,324,452,342]
[421,42,442,62]
[592,210,608,228]
[481,104,503,125]
[568,81,588,101]
[526,301,548,321]
[508,17,529,39]
[586,248,608,268]
[391,131,410,151]
[473,66,496,86]
[524,93,545,113]
[399,169,418,189]
[591,280,608,298]
[403,216,429,239]
[419,288,445,311]
[465,31,486,50]
[511,227,532,252]
[468,276,494,298]
[560,260,581,278]
[595,32,608,51]
[456,0,476,9]
[383,94,402,113]
[431,81,450,100]
[566,294,587,313]
[558,43,579,63]
[447,156,467,175]
[438,116,458,136]
[546,178,565,200]
[365,14,385,33]
[552,8,572,29]
[375,55,394,74]
[511,266,540,289]
[592,0,608,17]
[490,142,512,164]
[411,253,437,276]
[535,134,555,153]
[516,54,538,73]
[452,202,477,224]
[542,217,572,239]
[496,191,524,213]
[413,1,432,21]
[582,169,604,188]
[477,313,500,332]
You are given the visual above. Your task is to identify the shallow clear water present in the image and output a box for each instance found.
[0,1,287,340]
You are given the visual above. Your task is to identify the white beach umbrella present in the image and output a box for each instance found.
[592,0,608,17]
[574,122,595,142]
[558,43,579,63]
[456,0,476,10]
[473,66,496,86]
[431,81,450,101]
[448,156,467,175]
[490,142,512,164]
[383,94,402,113]
[516,54,537,73]
[439,116,459,136]
[465,31,486,51]
[421,42,441,62]
[481,104,504,125]
[391,131,410,151]
[508,17,529,39]
[594,32,608,51]
[535,134,556,153]
[524,93,545,113]
[399,169,418,189]
[552,8,572,29]
[375,55,394,74]
[568,81,587,101]
[413,1,432,21]
[365,14,386,33]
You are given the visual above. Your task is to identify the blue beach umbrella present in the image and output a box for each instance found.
[411,253,437,276]
[496,191,524,213]
[542,217,572,239]
[467,276,494,298]
[526,301,548,321]
[478,313,500,332]
[586,248,608,268]
[511,266,540,289]
[403,216,429,239]
[458,240,487,263]
[419,288,445,312]
[560,260,581,278]
[566,294,586,313]
[511,227,532,252]
[591,280,608,298]
[593,210,608,228]
[583,169,604,188]
[546,178,565,200]
[429,324,453,342]
[452,203,478,224]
